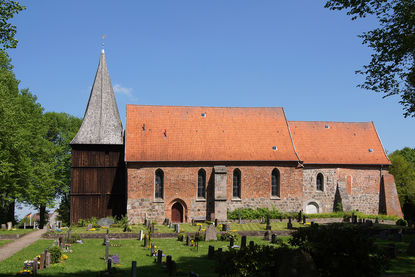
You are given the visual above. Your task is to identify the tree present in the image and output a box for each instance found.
[0,0,25,50]
[325,0,415,117]
[389,148,415,221]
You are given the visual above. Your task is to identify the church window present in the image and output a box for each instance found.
[316,173,324,191]
[233,169,241,198]
[197,169,206,198]
[271,169,280,197]
[155,169,164,199]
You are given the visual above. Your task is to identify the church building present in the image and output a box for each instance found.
[70,50,403,224]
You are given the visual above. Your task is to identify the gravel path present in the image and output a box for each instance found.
[0,228,48,262]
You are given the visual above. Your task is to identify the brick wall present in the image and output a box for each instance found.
[126,163,402,223]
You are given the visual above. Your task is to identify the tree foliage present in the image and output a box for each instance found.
[325,0,415,117]
[0,0,25,50]
[389,147,415,220]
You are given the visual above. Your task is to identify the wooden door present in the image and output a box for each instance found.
[171,202,183,223]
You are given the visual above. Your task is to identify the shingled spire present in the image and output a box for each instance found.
[71,49,123,145]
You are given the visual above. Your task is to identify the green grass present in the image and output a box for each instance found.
[0,229,34,235]
[0,237,278,276]
[0,240,13,247]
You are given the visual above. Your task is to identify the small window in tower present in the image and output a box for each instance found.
[155,169,164,199]
[197,169,206,199]
[233,169,241,199]
[271,168,280,197]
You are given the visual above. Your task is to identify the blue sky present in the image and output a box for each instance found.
[8,1,414,217]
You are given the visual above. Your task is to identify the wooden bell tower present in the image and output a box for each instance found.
[70,49,126,224]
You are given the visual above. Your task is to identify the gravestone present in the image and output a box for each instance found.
[297,210,302,222]
[139,230,143,241]
[222,222,230,232]
[303,215,306,224]
[166,255,172,265]
[1,224,6,230]
[241,236,247,248]
[7,221,12,230]
[40,253,45,269]
[107,258,112,273]
[264,231,270,241]
[157,250,163,263]
[199,225,202,232]
[98,217,114,227]
[104,234,109,246]
[208,246,215,259]
[217,248,222,255]
[271,233,277,244]
[143,234,148,247]
[87,224,92,230]
[249,241,255,248]
[205,224,217,241]
[261,216,265,224]
[186,234,191,246]
[266,215,272,230]
[287,217,293,229]
[45,252,51,268]
[151,242,155,256]
[230,237,234,247]
[33,257,38,274]
[375,217,379,224]
[131,261,137,277]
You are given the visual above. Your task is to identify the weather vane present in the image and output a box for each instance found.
[102,34,106,48]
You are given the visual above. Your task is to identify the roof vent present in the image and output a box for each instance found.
[272,146,278,151]
[201,113,206,118]
[368,148,373,153]
[325,124,330,129]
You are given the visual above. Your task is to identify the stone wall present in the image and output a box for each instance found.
[126,163,401,223]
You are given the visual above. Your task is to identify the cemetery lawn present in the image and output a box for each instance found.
[377,234,415,275]
[0,240,13,247]
[0,229,34,235]
[0,237,287,276]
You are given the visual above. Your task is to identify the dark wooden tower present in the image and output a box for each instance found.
[70,49,126,224]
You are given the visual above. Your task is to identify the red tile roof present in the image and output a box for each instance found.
[288,121,390,165]
[125,105,299,162]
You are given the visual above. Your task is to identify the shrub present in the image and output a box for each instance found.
[48,246,63,264]
[289,223,389,277]
[194,232,205,242]
[177,233,184,241]
[219,231,239,242]
[396,218,408,226]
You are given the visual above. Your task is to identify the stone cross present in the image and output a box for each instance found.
[107,258,112,273]
[264,231,270,241]
[287,217,293,229]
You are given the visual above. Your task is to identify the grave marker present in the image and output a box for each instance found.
[166,255,172,264]
[271,233,277,244]
[208,246,215,259]
[186,234,191,246]
[40,253,45,269]
[287,217,293,229]
[151,242,155,256]
[264,231,270,241]
[1,224,6,230]
[143,234,148,247]
[222,222,230,232]
[297,210,302,222]
[33,257,38,275]
[139,230,143,241]
[7,221,12,230]
[205,224,217,241]
[249,241,255,248]
[45,252,51,268]
[131,261,137,277]
[157,250,163,263]
[230,237,234,247]
[87,224,92,230]
[266,215,271,230]
[105,240,109,262]
[176,223,180,233]
[107,258,112,273]
[241,236,247,248]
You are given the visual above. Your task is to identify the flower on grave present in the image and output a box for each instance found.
[12,228,16,230]
[202,228,206,231]
[111,254,120,264]
[142,233,145,239]
[89,228,96,231]
[61,254,68,260]
[231,230,238,232]
[196,223,202,226]
[17,269,32,275]
[154,245,157,248]
[36,255,40,259]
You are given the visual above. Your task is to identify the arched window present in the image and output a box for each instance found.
[197,169,206,198]
[155,169,164,199]
[233,169,241,198]
[271,169,280,197]
[316,173,324,191]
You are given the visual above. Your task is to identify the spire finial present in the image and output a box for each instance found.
[101,34,106,53]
